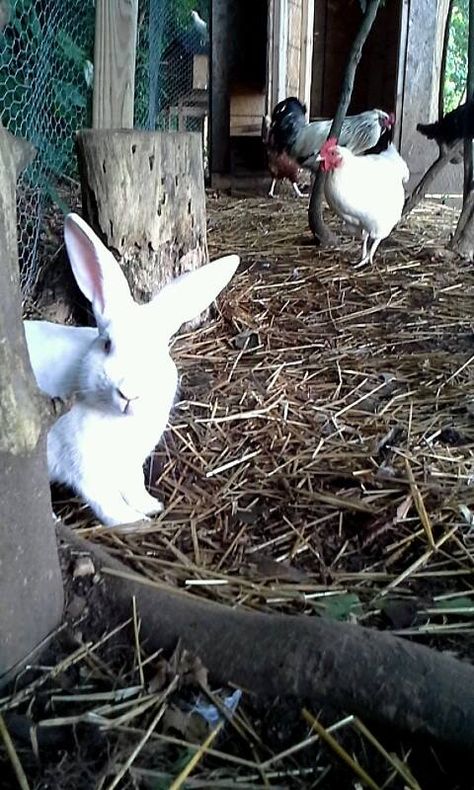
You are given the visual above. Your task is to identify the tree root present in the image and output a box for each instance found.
[58,523,474,751]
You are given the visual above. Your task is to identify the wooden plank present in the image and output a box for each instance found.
[287,43,300,91]
[230,91,266,136]
[272,0,288,103]
[93,0,138,129]
[299,0,315,110]
[394,0,410,148]
[266,0,275,113]
[288,0,302,49]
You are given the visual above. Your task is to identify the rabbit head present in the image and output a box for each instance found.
[64,213,239,418]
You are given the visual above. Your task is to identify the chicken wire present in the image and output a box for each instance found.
[1,0,209,299]
[0,0,94,296]
[135,0,209,169]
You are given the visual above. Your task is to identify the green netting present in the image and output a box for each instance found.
[0,0,209,297]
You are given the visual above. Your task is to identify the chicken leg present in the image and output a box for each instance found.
[354,233,382,269]
[268,179,277,198]
[292,182,306,198]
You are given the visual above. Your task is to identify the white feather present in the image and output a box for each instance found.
[322,144,406,265]
[294,110,391,169]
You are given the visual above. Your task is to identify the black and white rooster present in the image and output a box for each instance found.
[270,97,395,170]
[261,114,305,198]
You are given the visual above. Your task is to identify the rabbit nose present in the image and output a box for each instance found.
[116,387,139,412]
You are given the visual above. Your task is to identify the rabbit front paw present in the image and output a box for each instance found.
[125,489,164,517]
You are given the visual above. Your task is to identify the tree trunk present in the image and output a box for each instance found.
[76,130,209,314]
[60,524,474,751]
[308,0,383,243]
[0,127,63,680]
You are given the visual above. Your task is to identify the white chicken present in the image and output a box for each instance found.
[269,97,395,170]
[317,139,409,267]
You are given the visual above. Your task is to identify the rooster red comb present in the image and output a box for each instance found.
[320,137,338,157]
[383,112,396,128]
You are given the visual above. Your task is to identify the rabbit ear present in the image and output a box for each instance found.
[64,213,134,326]
[149,254,239,338]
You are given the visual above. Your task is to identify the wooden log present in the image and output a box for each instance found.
[93,0,138,129]
[76,129,209,311]
[0,127,63,680]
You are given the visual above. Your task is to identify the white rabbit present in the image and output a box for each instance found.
[24,213,239,526]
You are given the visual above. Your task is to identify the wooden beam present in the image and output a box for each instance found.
[93,0,138,129]
[394,0,410,149]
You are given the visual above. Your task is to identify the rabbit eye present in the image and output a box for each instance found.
[103,338,112,354]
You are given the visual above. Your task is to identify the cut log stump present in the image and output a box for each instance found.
[76,129,209,323]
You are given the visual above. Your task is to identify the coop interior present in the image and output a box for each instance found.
[311,0,404,123]
[1,0,474,787]
[228,0,269,176]
[221,0,406,183]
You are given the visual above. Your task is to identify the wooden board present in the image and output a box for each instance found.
[93,0,138,129]
[193,54,209,90]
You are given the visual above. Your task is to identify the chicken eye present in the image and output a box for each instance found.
[103,338,112,354]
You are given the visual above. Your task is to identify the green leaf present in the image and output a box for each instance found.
[319,593,363,621]
[28,6,42,43]
[56,29,87,68]
[43,182,69,214]
[434,596,474,611]
[53,79,87,111]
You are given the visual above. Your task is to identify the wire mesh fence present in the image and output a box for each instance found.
[0,0,95,295]
[0,0,210,299]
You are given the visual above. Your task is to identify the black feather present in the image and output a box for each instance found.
[269,97,307,153]
[417,100,474,144]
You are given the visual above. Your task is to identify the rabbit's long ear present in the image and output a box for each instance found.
[64,214,134,326]
[148,254,239,338]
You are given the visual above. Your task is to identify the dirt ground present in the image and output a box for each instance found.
[2,190,474,788]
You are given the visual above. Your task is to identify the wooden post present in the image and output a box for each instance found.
[210,0,231,180]
[76,130,209,311]
[93,0,139,129]
[0,127,63,680]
